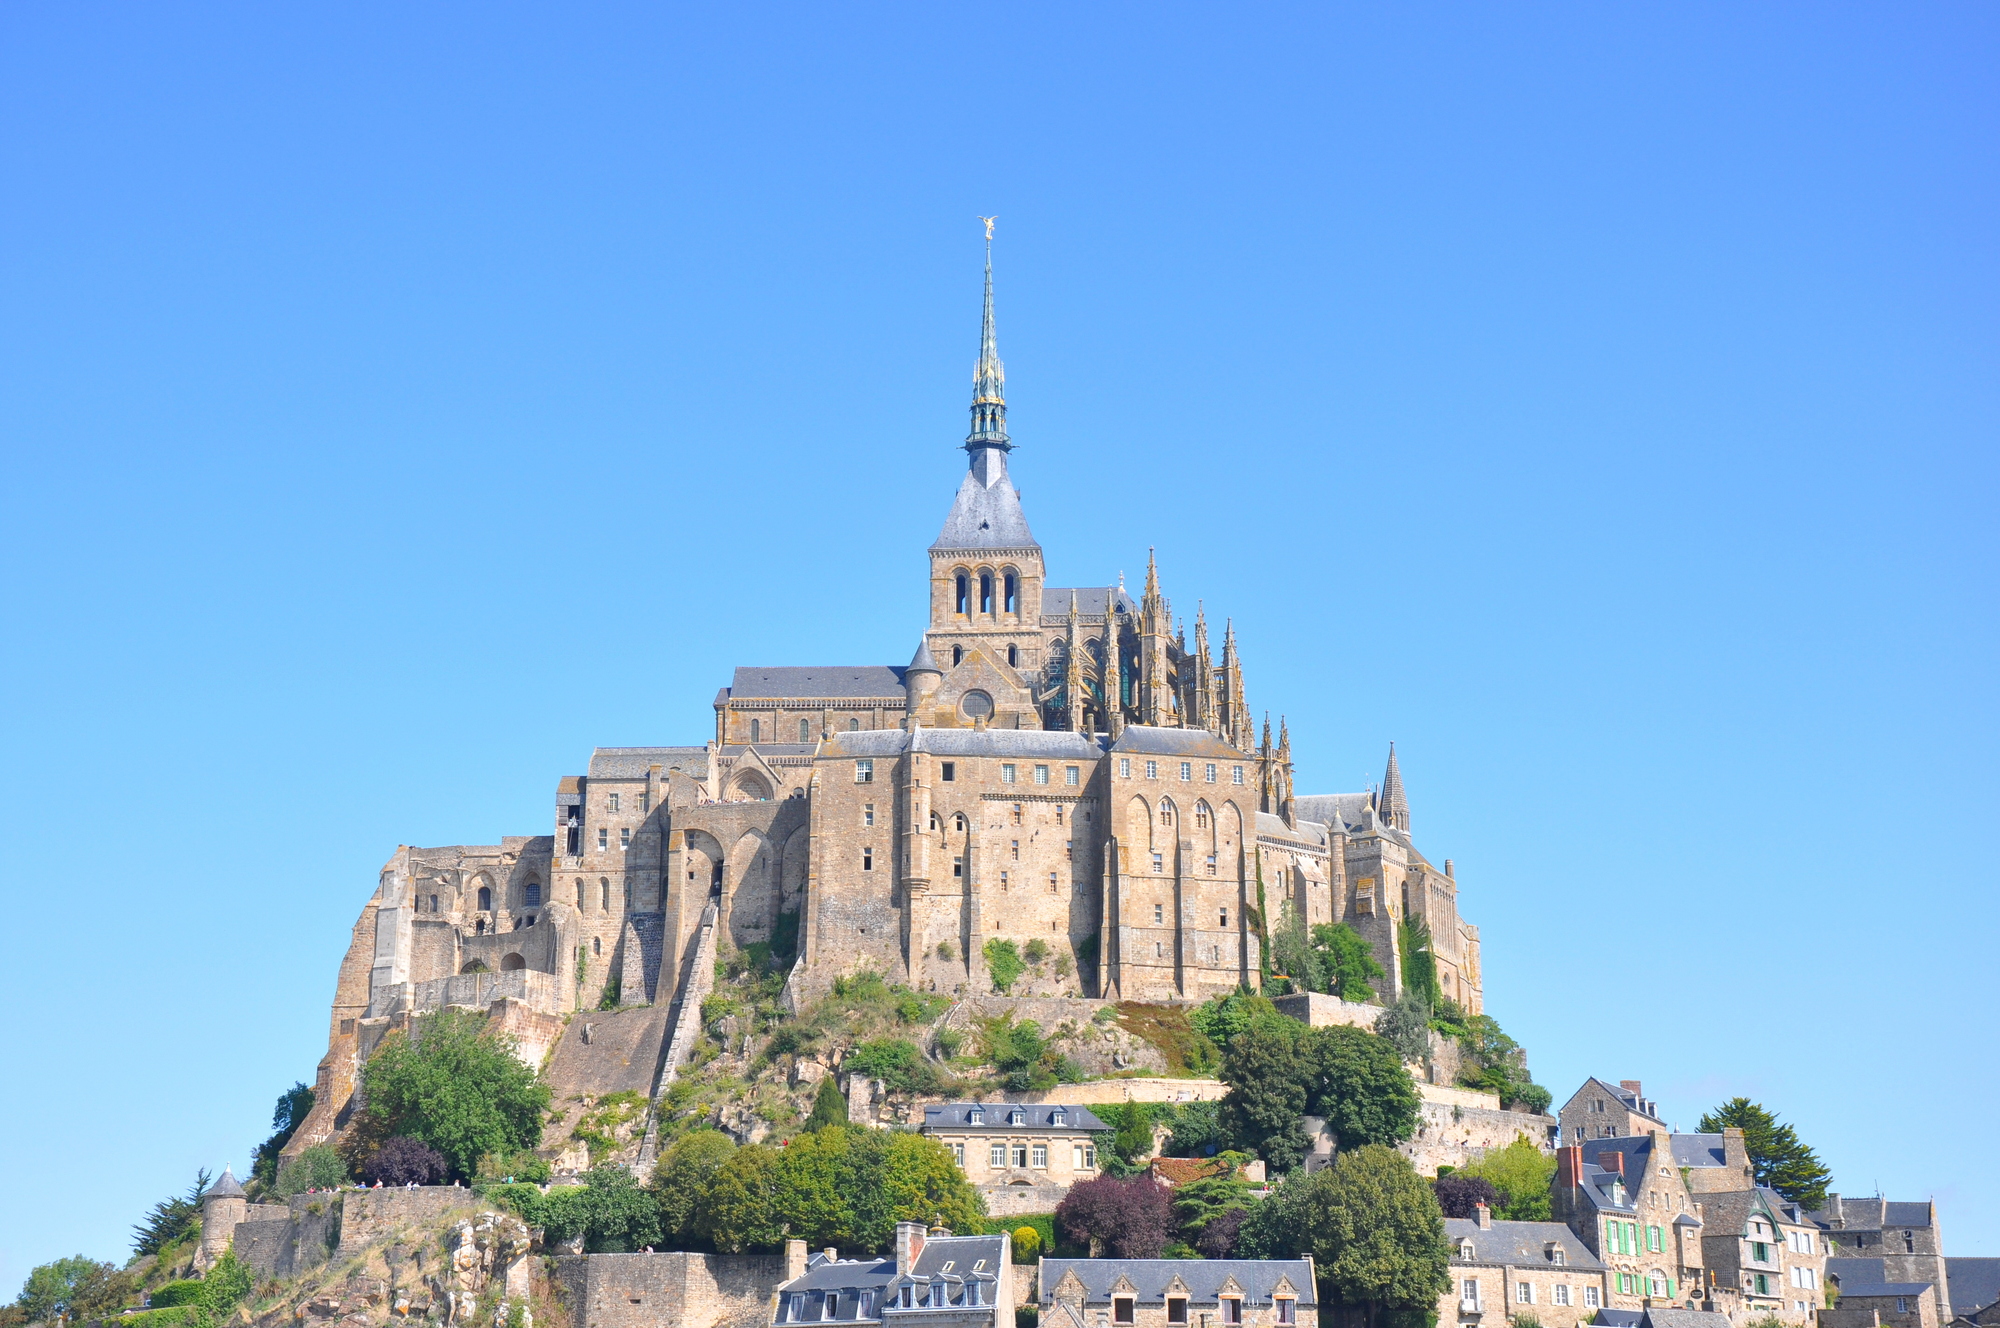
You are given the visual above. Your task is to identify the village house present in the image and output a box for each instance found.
[1442,1204,1607,1328]
[1557,1079,1667,1147]
[1038,1258,1316,1328]
[1812,1197,1955,1325]
[920,1102,1108,1215]
[771,1224,1012,1328]
[1550,1138,1708,1313]
[1695,1188,1826,1323]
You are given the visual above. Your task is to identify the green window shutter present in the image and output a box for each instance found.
[1667,1279,1677,1300]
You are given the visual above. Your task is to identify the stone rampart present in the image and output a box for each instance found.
[552,1252,784,1328]
[370,970,561,1020]
[1401,1097,1557,1176]
[234,1193,344,1280]
[982,1181,1073,1217]
[337,1186,478,1257]
[1270,991,1386,1031]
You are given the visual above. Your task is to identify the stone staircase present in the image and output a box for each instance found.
[635,903,719,1166]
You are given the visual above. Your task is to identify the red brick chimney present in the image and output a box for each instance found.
[1558,1147,1584,1187]
[1603,1151,1624,1177]
[895,1221,927,1276]
[1620,1081,1642,1095]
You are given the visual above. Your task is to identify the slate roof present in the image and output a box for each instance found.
[909,640,941,673]
[1947,1259,2000,1315]
[1257,811,1328,845]
[1111,726,1249,759]
[932,455,1037,551]
[1444,1218,1603,1269]
[1808,1198,1936,1233]
[588,747,709,779]
[1884,1202,1935,1228]
[1827,1259,1936,1298]
[1038,587,1137,618]
[727,667,909,700]
[1041,1258,1317,1307]
[923,1103,1107,1132]
[776,1233,1009,1318]
[1670,1134,1731,1169]
[207,1167,245,1199]
[1291,793,1372,832]
[1592,1313,1733,1328]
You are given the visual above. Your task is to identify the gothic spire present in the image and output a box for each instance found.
[1381,742,1409,832]
[967,219,1009,454]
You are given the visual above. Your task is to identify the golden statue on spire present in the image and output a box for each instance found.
[977,215,997,241]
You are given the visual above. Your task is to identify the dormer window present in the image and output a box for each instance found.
[1050,1110,1066,1126]
[1009,1108,1026,1126]
[968,1107,984,1125]
[1459,1241,1475,1260]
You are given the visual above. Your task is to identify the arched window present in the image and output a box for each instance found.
[953,812,967,832]
[524,881,541,907]
[1195,802,1210,829]
[930,810,941,830]
[1004,572,1017,613]
[849,718,860,731]
[1007,644,1018,667]
[980,572,994,614]
[799,718,811,742]
[500,953,527,971]
[576,880,586,907]
[592,936,601,956]
[600,878,610,909]
[477,885,492,911]
[955,572,969,614]
[1160,800,1174,826]
[953,646,963,666]
[750,718,761,743]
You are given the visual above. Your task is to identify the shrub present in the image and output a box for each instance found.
[1375,996,1432,1063]
[276,1144,347,1197]
[806,1077,849,1131]
[1053,952,1073,980]
[1433,1173,1500,1219]
[150,1282,205,1308]
[978,1015,1054,1091]
[1012,1226,1042,1260]
[1455,1136,1555,1221]
[361,1137,448,1186]
[1023,938,1049,966]
[846,1038,938,1094]
[1056,1174,1174,1258]
[1161,1101,1228,1158]
[985,938,1025,993]
[475,1149,551,1185]
[536,1166,664,1253]
[937,940,955,961]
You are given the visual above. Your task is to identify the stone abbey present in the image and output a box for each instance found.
[288,243,1486,1153]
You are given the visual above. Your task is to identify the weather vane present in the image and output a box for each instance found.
[978,215,997,242]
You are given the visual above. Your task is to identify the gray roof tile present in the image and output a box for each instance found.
[1947,1259,2000,1315]
[727,667,909,700]
[588,747,710,780]
[923,1103,1107,1132]
[1041,1258,1318,1306]
[1444,1219,1603,1270]
[1111,727,1250,759]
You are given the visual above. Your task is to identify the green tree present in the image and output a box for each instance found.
[1171,1154,1257,1248]
[1191,991,1292,1053]
[250,1083,316,1189]
[275,1143,347,1197]
[185,1252,252,1328]
[699,1126,984,1253]
[843,1130,987,1251]
[704,1144,788,1252]
[985,938,1025,993]
[1697,1099,1833,1209]
[1312,924,1386,1002]
[1238,1146,1450,1328]
[1219,1020,1310,1173]
[1162,1101,1228,1158]
[1297,1025,1419,1151]
[806,1076,850,1131]
[1374,996,1432,1064]
[649,1130,737,1246]
[560,1166,664,1252]
[1456,1136,1555,1221]
[358,1007,550,1179]
[130,1170,210,1258]
[16,1257,127,1325]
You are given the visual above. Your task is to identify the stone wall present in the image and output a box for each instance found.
[234,1193,345,1280]
[1271,991,1385,1031]
[337,1187,478,1257]
[1402,1087,1557,1177]
[551,1252,785,1328]
[982,1181,1073,1216]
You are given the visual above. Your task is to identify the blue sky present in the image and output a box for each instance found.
[1,1,1994,1285]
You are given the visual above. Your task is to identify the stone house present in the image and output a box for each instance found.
[1671,1131,1757,1195]
[1825,1261,1942,1328]
[920,1102,1109,1215]
[1550,1139,1707,1312]
[1038,1257,1317,1328]
[1557,1079,1667,1147]
[771,1224,1012,1328]
[1811,1197,1955,1324]
[1694,1188,1826,1322]
[1441,1205,1607,1328]
[1944,1259,2000,1327]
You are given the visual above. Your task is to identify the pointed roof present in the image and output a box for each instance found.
[933,228,1037,553]
[1381,743,1408,829]
[908,640,941,674]
[207,1166,245,1199]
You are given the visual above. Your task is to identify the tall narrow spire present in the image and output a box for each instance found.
[1381,742,1409,833]
[967,218,1009,453]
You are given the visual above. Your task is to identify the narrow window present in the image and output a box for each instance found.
[1584,1287,1600,1308]
[619,827,630,848]
[1049,872,1058,891]
[750,718,760,743]
[608,792,620,812]
[800,718,811,742]
[1152,852,1164,873]
[1004,572,1017,612]
[849,717,859,731]
[1180,761,1192,781]
[1206,854,1217,876]
[855,759,873,783]
[862,847,873,871]
[953,856,964,878]
[1055,804,1064,825]
[597,828,608,850]
[956,572,968,614]
[1034,764,1049,785]
[953,645,963,666]
[859,1294,874,1319]
[1160,803,1173,825]
[1002,763,1016,783]
[1145,760,1158,778]
[1119,757,1131,777]
[1066,765,1080,786]
[790,1295,803,1322]
[592,936,601,956]
[954,811,968,831]
[577,881,587,907]
[980,572,993,614]
[952,1142,964,1164]
[1220,907,1229,927]
[941,761,956,782]
[1008,644,1018,667]
[1517,1282,1533,1305]
[1154,903,1164,924]
[931,811,941,830]
[1232,765,1244,784]
[1011,840,1020,859]
[601,879,610,909]
[1000,870,1009,888]
[525,881,542,906]
[1065,840,1073,859]
[1196,804,1209,828]
[1554,1286,1571,1307]
[429,894,438,912]
[1011,803,1022,823]
[989,1143,1005,1166]
[1032,1143,1048,1167]
[1205,763,1217,782]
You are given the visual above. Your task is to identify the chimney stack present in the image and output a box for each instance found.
[895,1221,927,1276]
[785,1239,808,1283]
[1558,1146,1584,1187]
[1604,1151,1624,1177]
[1475,1202,1492,1230]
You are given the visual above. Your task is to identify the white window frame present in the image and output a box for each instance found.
[1119,758,1131,777]
[1034,764,1049,785]
[1066,765,1080,785]
[608,792,620,812]
[597,828,608,850]
[1232,765,1244,784]
[1517,1282,1534,1305]
[1554,1286,1571,1307]
[989,1143,1006,1167]
[1032,1143,1048,1168]
[1205,763,1217,782]
[1003,763,1017,783]
[1146,760,1158,778]
[1180,761,1192,780]
[855,758,873,783]
[619,827,630,848]
[863,804,874,827]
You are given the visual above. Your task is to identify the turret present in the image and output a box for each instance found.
[1380,743,1409,833]
[905,640,942,716]
[196,1167,247,1270]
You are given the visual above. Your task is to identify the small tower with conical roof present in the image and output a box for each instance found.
[196,1167,248,1270]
